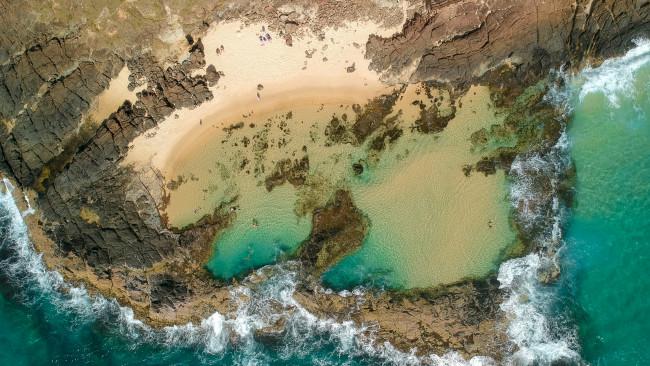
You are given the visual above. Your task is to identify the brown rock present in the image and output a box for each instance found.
[366,0,650,84]
[264,156,309,191]
[206,64,222,86]
[297,190,367,273]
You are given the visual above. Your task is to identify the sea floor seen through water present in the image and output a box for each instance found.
[2,30,650,366]
[162,84,515,289]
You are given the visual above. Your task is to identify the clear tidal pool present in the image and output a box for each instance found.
[197,86,515,289]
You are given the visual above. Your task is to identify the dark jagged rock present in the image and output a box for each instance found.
[253,317,288,344]
[0,37,123,187]
[324,115,352,144]
[351,93,399,143]
[0,0,648,359]
[369,126,402,151]
[151,274,190,310]
[264,156,310,191]
[475,157,497,176]
[366,0,650,85]
[297,190,367,273]
[413,103,456,134]
[33,45,215,268]
[323,92,402,147]
[206,64,222,86]
[352,161,364,175]
[294,277,505,359]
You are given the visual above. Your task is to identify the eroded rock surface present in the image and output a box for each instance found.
[367,0,650,84]
[0,0,648,360]
[264,156,310,191]
[295,278,505,359]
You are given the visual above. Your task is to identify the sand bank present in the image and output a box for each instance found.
[124,20,399,176]
[118,20,515,288]
[86,67,142,127]
[326,86,515,288]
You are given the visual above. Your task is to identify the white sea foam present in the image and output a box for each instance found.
[12,39,650,362]
[578,38,650,107]
[1,178,494,365]
[495,38,650,364]
[0,177,150,339]
[497,129,583,365]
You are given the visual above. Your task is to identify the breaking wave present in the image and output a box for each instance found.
[498,37,650,366]
[0,177,493,366]
[578,39,650,107]
[498,130,581,366]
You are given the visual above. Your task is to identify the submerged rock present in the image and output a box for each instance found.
[264,156,310,191]
[253,317,288,344]
[297,190,367,273]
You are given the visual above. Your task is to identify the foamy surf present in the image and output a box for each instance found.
[0,91,579,366]
[499,126,581,365]
[0,178,150,338]
[578,38,650,107]
[6,38,648,365]
[497,38,650,366]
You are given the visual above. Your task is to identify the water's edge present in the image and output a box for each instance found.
[10,38,650,365]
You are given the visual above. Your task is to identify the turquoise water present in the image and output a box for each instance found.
[563,45,650,365]
[0,181,413,366]
[206,186,311,281]
[4,42,650,366]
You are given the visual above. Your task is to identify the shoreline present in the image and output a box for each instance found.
[1,172,508,359]
[1,1,648,363]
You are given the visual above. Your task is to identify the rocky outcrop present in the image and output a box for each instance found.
[0,37,123,187]
[37,40,213,269]
[351,93,400,143]
[297,190,367,273]
[0,0,648,360]
[366,0,650,84]
[295,277,505,359]
[264,156,310,191]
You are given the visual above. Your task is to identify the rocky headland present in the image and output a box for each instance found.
[1,0,648,361]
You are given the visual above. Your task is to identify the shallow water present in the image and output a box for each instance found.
[3,40,650,366]
[324,87,515,289]
[206,184,312,280]
[1,179,489,365]
[169,84,515,289]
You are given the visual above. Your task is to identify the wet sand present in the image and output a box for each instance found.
[124,20,398,178]
[86,67,142,126]
[326,86,515,288]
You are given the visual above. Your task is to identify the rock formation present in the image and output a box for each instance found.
[0,0,648,360]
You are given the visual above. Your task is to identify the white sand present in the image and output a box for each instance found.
[124,20,400,174]
[85,66,142,126]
